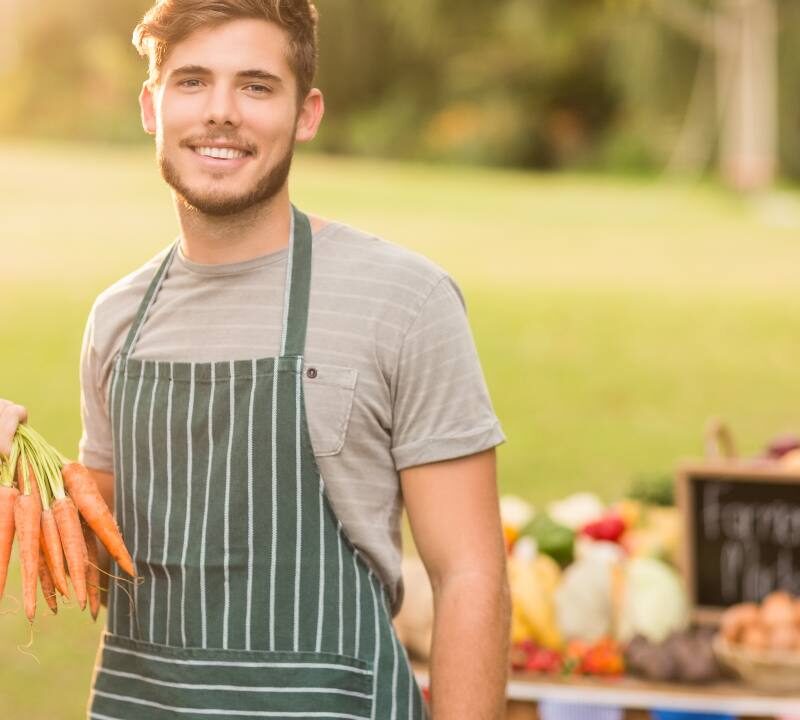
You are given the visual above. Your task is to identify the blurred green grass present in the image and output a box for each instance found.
[3,141,800,717]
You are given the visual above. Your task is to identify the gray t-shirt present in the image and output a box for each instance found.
[79,220,505,614]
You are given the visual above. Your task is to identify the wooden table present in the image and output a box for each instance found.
[413,667,800,717]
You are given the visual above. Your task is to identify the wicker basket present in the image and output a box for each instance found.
[713,634,800,693]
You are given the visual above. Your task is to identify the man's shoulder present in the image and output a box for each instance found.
[88,245,172,331]
[316,221,449,297]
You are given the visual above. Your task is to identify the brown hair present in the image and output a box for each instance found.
[133,0,319,101]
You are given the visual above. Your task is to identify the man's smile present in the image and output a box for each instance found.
[194,146,251,159]
[186,143,255,170]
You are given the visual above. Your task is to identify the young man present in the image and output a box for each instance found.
[3,1,510,717]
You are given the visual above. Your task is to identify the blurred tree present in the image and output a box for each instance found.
[0,0,151,140]
[0,0,796,182]
[648,0,778,191]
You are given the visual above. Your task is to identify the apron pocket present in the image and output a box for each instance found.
[90,632,374,720]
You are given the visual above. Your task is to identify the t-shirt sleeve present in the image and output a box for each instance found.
[78,306,115,473]
[390,275,505,470]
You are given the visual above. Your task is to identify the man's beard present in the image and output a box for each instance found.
[159,143,295,217]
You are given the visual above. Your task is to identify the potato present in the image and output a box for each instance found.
[673,636,720,683]
[769,624,799,652]
[734,602,760,625]
[721,603,759,644]
[761,591,795,628]
[720,610,744,643]
[742,624,770,651]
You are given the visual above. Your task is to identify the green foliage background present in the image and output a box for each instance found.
[4,141,800,717]
[3,1,800,715]
[2,0,800,176]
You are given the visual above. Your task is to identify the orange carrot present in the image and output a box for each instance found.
[14,460,42,622]
[0,485,19,601]
[61,463,135,577]
[82,522,101,621]
[52,496,87,610]
[38,551,58,614]
[40,508,69,598]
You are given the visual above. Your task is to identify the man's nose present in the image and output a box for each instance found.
[203,85,242,127]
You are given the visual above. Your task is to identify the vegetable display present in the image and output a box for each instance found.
[510,637,625,678]
[518,513,575,568]
[502,488,724,689]
[0,424,135,622]
[508,554,562,650]
[615,557,689,644]
[720,591,800,652]
[714,591,800,692]
[554,557,616,643]
[626,628,722,683]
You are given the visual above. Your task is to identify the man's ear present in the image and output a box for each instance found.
[140,81,157,136]
[295,88,325,144]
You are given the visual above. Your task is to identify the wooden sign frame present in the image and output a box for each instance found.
[676,460,800,624]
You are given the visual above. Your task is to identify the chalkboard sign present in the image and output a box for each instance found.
[677,462,800,621]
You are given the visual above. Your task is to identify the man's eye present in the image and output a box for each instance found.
[179,79,202,88]
[247,84,272,94]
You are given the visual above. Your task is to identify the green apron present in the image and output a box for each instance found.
[89,206,429,720]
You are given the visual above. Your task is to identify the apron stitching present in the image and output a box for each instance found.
[92,690,372,719]
[199,362,216,648]
[223,359,235,649]
[368,570,379,720]
[354,552,361,657]
[269,366,278,650]
[338,524,344,655]
[129,369,145,640]
[384,591,399,720]
[99,668,374,697]
[163,362,174,645]
[103,642,372,671]
[293,356,302,652]
[146,363,159,643]
[316,477,325,653]
[246,357,257,651]
[407,643,413,720]
[179,361,195,648]
[109,356,123,637]
[115,364,130,637]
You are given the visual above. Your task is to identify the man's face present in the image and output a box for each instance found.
[140,19,316,216]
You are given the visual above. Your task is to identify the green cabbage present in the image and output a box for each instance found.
[616,557,689,643]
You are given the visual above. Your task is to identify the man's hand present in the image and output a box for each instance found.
[0,399,28,455]
[401,448,510,720]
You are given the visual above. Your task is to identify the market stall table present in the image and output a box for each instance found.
[413,665,800,717]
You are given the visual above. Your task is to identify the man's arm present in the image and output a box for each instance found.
[400,448,510,720]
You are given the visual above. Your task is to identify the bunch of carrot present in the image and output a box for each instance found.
[0,424,135,622]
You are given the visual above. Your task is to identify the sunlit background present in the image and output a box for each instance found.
[2,1,800,717]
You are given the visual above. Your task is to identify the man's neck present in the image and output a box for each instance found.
[176,188,293,265]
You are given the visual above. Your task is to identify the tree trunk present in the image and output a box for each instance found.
[650,0,778,191]
[717,0,778,192]
[0,0,22,73]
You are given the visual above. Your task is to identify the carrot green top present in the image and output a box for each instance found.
[6,424,69,505]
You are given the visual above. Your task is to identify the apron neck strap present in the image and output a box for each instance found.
[280,205,312,357]
[119,204,313,362]
[119,243,178,362]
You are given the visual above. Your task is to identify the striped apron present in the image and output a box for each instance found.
[88,206,429,720]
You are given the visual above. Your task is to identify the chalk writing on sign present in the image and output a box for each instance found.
[700,481,800,604]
